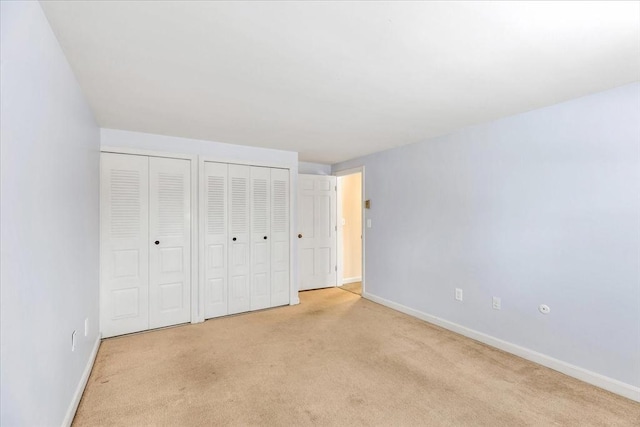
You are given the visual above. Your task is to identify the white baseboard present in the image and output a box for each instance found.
[362,291,640,403]
[341,276,362,285]
[62,334,101,427]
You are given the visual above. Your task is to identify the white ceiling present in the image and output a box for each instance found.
[41,1,639,164]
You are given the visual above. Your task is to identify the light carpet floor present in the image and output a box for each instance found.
[74,288,640,426]
[339,281,362,295]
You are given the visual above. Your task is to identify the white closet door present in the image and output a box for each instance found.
[270,168,290,307]
[203,162,228,319]
[148,157,191,329]
[100,153,149,338]
[250,166,271,310]
[298,174,337,291]
[228,164,251,314]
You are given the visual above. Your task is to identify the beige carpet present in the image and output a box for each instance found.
[74,288,640,426]
[339,281,362,295]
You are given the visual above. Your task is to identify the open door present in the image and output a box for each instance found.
[297,174,337,291]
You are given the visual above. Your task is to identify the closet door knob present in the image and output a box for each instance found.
[232,237,237,242]
[264,236,268,240]
[298,234,302,238]
[154,241,160,245]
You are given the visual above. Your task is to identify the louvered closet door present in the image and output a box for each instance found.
[228,164,251,314]
[203,162,228,319]
[149,157,191,329]
[250,167,271,310]
[100,153,149,338]
[270,168,290,307]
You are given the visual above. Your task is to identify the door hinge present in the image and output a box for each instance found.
[335,225,337,231]
[335,266,337,271]
[335,186,337,191]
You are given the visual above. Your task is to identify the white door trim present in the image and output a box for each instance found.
[335,166,365,295]
[100,146,200,325]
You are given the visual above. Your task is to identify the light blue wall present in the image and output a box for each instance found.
[333,83,640,388]
[1,2,101,424]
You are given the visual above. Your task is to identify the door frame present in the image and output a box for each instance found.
[199,155,295,323]
[101,146,199,325]
[335,166,365,295]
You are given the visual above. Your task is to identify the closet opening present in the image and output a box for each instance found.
[336,168,364,296]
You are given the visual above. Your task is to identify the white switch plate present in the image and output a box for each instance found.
[492,297,501,310]
[455,288,463,301]
[84,318,89,336]
[366,219,372,228]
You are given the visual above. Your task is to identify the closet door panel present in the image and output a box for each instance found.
[270,168,290,306]
[228,164,251,314]
[149,157,191,329]
[250,166,271,310]
[203,162,228,319]
[100,153,149,338]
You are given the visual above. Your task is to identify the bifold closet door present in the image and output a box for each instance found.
[148,157,191,329]
[250,167,271,310]
[270,168,290,306]
[228,164,251,314]
[203,162,228,319]
[100,153,149,338]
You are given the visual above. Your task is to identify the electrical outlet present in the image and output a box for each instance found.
[84,318,89,337]
[492,297,501,310]
[455,288,463,301]
[71,330,77,352]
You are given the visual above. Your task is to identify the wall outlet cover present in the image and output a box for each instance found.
[539,304,551,314]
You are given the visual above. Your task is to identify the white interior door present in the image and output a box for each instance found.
[148,157,191,329]
[100,153,149,338]
[203,162,228,319]
[250,166,271,310]
[270,168,290,306]
[298,174,337,291]
[228,164,251,314]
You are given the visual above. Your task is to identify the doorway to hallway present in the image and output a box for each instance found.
[337,169,363,296]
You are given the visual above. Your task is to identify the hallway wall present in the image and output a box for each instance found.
[340,173,362,281]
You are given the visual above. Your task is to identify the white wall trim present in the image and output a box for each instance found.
[336,176,344,287]
[62,334,101,427]
[362,291,640,403]
[341,276,362,285]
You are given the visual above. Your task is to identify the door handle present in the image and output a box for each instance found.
[233,237,237,242]
[154,240,160,245]
[264,236,268,240]
[298,234,302,238]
